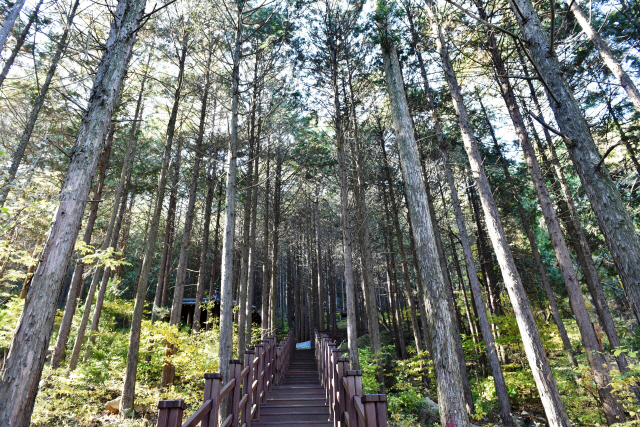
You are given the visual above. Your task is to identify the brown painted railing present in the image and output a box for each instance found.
[157,331,294,427]
[315,331,388,427]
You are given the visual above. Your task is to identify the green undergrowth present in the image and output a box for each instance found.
[354,314,640,427]
[1,294,224,426]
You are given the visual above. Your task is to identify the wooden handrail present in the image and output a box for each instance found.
[314,330,388,427]
[156,331,295,427]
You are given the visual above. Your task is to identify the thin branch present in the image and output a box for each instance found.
[528,110,573,145]
[516,38,562,106]
[596,143,621,170]
[549,0,555,54]
[445,0,524,42]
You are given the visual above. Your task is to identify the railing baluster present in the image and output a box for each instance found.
[243,350,255,427]
[227,359,242,427]
[157,400,185,427]
[203,373,221,427]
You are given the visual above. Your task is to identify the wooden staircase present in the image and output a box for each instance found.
[253,349,331,427]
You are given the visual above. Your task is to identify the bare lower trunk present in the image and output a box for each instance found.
[261,147,271,337]
[218,7,243,384]
[245,132,260,342]
[381,186,407,359]
[0,1,145,424]
[375,8,470,423]
[478,96,576,366]
[238,75,258,353]
[269,153,282,333]
[169,43,209,326]
[194,164,215,332]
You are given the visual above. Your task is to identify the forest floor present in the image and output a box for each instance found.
[2,294,640,426]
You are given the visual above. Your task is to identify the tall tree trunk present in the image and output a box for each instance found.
[67,123,118,371]
[121,23,188,415]
[381,185,407,359]
[238,61,259,354]
[324,2,359,368]
[170,36,211,326]
[509,0,640,331]
[0,0,26,52]
[0,0,43,89]
[218,1,243,384]
[261,146,271,337]
[158,138,183,312]
[194,163,215,333]
[518,50,631,378]
[0,0,80,207]
[375,8,470,423]
[479,37,624,416]
[314,194,323,332]
[50,132,111,369]
[207,181,224,329]
[569,0,640,111]
[345,54,382,378]
[422,0,570,423]
[269,152,283,334]
[379,142,423,352]
[245,122,261,342]
[478,96,577,366]
[0,1,146,423]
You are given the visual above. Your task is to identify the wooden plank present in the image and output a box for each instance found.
[182,399,213,427]
[221,414,234,427]
[219,378,236,401]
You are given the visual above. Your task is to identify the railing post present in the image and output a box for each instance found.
[203,373,222,427]
[326,342,337,403]
[227,359,243,427]
[335,356,349,427]
[244,350,255,427]
[269,335,276,391]
[157,400,185,427]
[253,343,264,420]
[261,338,270,398]
[362,395,388,427]
[344,370,364,427]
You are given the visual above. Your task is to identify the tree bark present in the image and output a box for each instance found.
[194,163,215,332]
[262,145,271,337]
[345,52,382,378]
[245,124,261,342]
[381,185,407,359]
[238,61,259,354]
[325,1,359,369]
[269,152,283,334]
[0,1,146,423]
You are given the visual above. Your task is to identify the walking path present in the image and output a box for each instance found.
[252,348,332,427]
